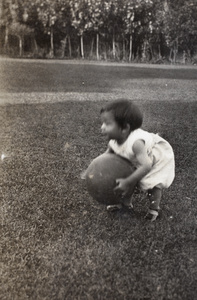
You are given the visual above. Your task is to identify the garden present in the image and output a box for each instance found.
[0,59,197,299]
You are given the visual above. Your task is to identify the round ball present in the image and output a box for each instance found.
[85,153,135,205]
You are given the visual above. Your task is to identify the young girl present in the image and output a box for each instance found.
[100,99,175,221]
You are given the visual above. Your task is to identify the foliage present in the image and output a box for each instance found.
[162,0,197,55]
[0,0,197,62]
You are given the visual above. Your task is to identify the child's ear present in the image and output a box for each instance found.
[122,123,130,133]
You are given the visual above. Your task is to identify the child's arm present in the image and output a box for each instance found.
[105,146,114,154]
[114,139,152,196]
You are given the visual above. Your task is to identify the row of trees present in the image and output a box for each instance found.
[0,0,197,63]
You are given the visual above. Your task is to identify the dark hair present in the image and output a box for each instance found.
[100,99,143,131]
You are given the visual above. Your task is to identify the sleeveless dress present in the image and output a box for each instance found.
[109,129,175,191]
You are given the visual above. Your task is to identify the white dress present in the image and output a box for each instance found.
[109,129,175,191]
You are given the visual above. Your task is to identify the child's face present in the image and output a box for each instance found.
[101,111,124,142]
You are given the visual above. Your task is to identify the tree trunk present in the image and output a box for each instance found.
[61,36,67,58]
[19,35,23,57]
[142,40,147,61]
[80,34,84,59]
[158,44,161,59]
[4,26,9,53]
[50,26,54,58]
[90,37,94,58]
[182,50,186,64]
[169,48,173,64]
[174,38,178,64]
[169,39,178,64]
[122,38,126,61]
[129,34,132,62]
[136,47,140,62]
[112,30,116,59]
[96,33,99,60]
[68,35,72,57]
[149,44,153,61]
[33,35,38,55]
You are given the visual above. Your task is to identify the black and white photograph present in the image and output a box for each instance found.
[0,1,196,299]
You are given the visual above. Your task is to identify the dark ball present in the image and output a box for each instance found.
[85,153,135,205]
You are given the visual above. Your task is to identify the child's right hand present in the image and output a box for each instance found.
[114,178,135,198]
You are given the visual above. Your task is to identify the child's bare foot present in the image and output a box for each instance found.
[122,198,133,210]
[145,209,159,221]
[123,203,134,210]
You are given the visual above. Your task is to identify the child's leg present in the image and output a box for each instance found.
[145,187,162,221]
[148,187,162,210]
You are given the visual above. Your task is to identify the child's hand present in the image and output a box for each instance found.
[114,178,135,198]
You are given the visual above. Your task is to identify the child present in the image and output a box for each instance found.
[100,99,175,221]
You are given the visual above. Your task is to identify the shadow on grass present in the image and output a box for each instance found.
[0,100,196,300]
[0,61,197,93]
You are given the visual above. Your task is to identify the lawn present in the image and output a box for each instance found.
[0,59,197,300]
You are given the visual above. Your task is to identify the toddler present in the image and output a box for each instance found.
[100,99,175,221]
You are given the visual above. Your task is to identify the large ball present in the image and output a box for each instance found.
[85,153,135,205]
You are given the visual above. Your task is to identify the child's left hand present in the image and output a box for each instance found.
[114,178,135,198]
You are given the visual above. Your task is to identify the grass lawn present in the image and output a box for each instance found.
[0,59,197,300]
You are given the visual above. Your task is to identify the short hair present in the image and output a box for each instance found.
[100,99,143,131]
